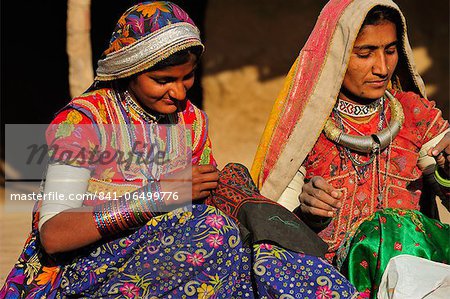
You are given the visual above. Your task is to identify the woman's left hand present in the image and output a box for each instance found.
[192,164,219,200]
[160,164,219,205]
[429,131,450,177]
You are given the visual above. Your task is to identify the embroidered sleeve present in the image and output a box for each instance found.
[183,102,216,166]
[396,92,449,149]
[46,108,101,170]
[420,99,449,144]
[193,110,216,166]
[398,92,449,147]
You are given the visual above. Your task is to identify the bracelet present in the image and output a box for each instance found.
[434,167,450,188]
[93,180,164,237]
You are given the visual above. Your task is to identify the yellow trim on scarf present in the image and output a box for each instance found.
[250,57,299,187]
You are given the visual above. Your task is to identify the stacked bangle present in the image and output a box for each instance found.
[434,167,450,188]
[93,180,165,237]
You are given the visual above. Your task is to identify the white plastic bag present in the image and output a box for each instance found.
[377,255,450,299]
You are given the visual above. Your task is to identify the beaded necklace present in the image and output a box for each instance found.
[123,89,161,123]
[336,97,382,117]
[333,108,381,183]
[113,89,161,182]
[121,89,188,182]
[333,97,392,208]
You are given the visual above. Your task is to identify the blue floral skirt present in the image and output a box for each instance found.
[1,204,359,298]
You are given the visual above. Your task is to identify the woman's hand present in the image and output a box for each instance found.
[429,131,450,177]
[160,164,219,206]
[298,176,342,218]
[192,164,219,200]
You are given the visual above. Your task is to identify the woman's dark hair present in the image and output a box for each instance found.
[361,5,403,38]
[149,45,203,71]
[363,6,401,26]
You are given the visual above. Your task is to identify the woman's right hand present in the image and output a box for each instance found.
[298,176,342,218]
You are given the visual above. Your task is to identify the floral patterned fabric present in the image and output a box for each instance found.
[336,209,450,298]
[55,205,251,298]
[96,1,204,81]
[1,204,360,299]
[102,1,197,57]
